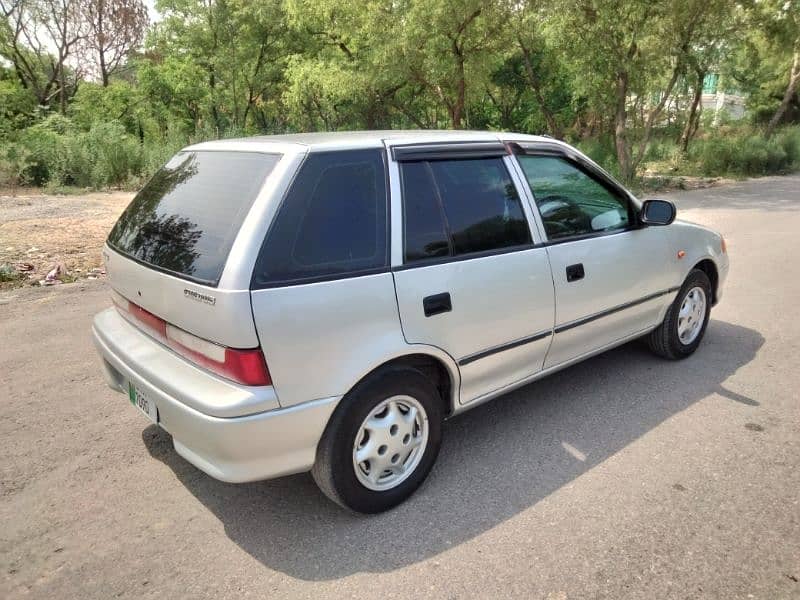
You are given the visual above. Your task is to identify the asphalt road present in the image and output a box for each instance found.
[2,175,799,599]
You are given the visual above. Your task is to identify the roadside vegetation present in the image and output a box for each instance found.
[1,0,799,191]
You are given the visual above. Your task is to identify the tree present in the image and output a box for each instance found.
[149,0,289,134]
[401,0,508,129]
[284,0,407,130]
[768,50,800,134]
[555,0,733,182]
[500,0,574,138]
[81,0,148,86]
[0,0,60,106]
[35,0,88,113]
[760,0,800,136]
[676,0,736,152]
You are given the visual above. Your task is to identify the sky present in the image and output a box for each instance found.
[144,0,161,22]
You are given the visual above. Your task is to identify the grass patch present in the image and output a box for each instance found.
[0,264,24,283]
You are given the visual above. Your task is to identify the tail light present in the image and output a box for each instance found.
[111,291,271,386]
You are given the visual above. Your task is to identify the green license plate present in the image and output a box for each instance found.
[128,381,158,423]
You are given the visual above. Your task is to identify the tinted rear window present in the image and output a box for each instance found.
[252,149,388,287]
[107,151,280,285]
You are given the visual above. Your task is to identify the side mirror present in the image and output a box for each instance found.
[640,199,676,226]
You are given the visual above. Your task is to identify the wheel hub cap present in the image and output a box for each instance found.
[677,286,707,345]
[352,395,429,491]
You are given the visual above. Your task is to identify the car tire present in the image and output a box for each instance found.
[648,269,712,360]
[311,367,443,513]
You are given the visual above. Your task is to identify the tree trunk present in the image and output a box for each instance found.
[680,67,706,153]
[58,59,67,115]
[614,70,633,184]
[242,40,268,129]
[766,49,800,138]
[100,50,109,87]
[631,61,682,172]
[451,44,466,128]
[517,36,562,138]
[390,100,427,128]
[98,4,109,86]
[208,70,222,134]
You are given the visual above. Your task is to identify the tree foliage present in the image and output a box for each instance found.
[1,0,799,187]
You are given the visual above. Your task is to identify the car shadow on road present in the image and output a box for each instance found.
[142,319,763,581]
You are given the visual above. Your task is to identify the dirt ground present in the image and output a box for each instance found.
[0,189,133,289]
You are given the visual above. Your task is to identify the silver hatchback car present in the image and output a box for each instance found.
[93,130,728,513]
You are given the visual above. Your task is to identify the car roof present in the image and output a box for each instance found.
[185,130,556,153]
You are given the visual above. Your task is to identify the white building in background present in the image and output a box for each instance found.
[700,73,746,122]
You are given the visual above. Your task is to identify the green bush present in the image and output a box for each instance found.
[575,136,621,178]
[0,143,34,187]
[17,119,67,185]
[0,79,37,137]
[776,126,800,164]
[690,126,800,177]
[2,113,798,191]
[0,264,24,283]
[3,117,149,188]
[86,122,144,187]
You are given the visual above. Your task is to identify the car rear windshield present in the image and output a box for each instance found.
[107,151,280,286]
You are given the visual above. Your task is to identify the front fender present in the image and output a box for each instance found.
[665,219,729,305]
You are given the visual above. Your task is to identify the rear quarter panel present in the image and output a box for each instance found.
[250,273,461,409]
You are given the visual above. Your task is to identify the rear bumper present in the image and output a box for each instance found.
[92,308,338,482]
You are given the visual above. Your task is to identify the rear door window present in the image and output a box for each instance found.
[401,157,531,263]
[252,149,388,286]
[107,151,280,285]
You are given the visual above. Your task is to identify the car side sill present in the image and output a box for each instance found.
[451,325,656,417]
[458,330,553,366]
[554,287,680,334]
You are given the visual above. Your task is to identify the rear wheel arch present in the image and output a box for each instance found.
[344,352,456,418]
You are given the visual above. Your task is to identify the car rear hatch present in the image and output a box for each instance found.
[103,149,283,389]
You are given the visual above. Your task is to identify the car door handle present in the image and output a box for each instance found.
[566,263,585,282]
[423,292,452,317]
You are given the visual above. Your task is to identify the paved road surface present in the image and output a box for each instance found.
[2,176,799,599]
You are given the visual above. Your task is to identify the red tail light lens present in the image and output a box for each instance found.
[166,326,271,386]
[220,348,272,387]
[112,292,271,386]
[128,302,167,337]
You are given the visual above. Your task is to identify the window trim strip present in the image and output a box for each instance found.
[508,141,632,201]
[392,142,509,162]
[250,266,391,290]
[392,242,542,272]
